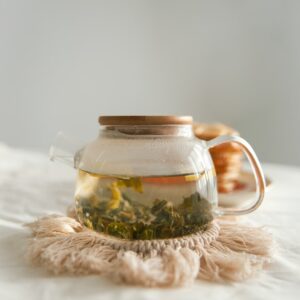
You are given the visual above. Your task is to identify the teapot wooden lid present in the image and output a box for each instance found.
[99,115,193,126]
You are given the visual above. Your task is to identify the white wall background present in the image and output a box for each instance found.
[0,0,299,165]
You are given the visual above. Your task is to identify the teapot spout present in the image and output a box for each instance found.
[49,132,83,169]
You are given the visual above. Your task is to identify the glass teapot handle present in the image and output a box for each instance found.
[206,135,266,216]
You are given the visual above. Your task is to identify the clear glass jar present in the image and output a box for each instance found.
[51,116,266,240]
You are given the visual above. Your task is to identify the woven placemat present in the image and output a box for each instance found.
[25,214,274,287]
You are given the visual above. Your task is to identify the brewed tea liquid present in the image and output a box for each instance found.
[75,169,213,240]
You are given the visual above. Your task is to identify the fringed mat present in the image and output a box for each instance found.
[25,215,274,287]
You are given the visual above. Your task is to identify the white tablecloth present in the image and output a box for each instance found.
[0,144,299,300]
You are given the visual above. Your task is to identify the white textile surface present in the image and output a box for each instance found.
[0,144,299,300]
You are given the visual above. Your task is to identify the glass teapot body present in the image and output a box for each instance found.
[51,116,265,240]
[74,125,217,239]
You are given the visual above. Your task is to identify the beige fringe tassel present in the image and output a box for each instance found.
[26,215,273,287]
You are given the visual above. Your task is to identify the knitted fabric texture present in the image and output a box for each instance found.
[26,215,273,287]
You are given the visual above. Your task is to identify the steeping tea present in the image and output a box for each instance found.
[75,169,214,239]
[51,115,265,240]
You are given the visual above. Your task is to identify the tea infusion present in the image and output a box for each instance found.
[75,170,213,240]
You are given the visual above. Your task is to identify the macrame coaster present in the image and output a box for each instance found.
[25,213,274,287]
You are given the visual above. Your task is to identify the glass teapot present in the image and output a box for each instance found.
[50,116,265,240]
